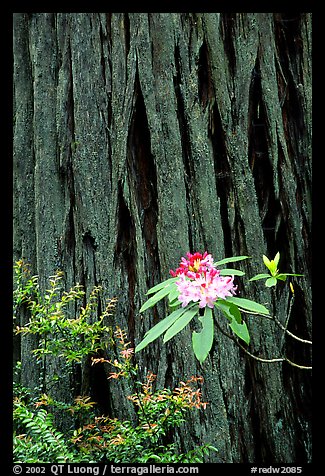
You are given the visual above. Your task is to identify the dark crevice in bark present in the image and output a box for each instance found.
[197,39,214,111]
[83,231,98,251]
[248,56,283,258]
[81,231,99,311]
[105,13,112,41]
[220,13,237,77]
[173,45,194,252]
[209,102,233,258]
[60,37,77,276]
[233,210,249,259]
[115,183,137,346]
[248,367,274,463]
[244,363,267,463]
[89,358,111,415]
[123,13,130,58]
[274,13,306,151]
[127,70,160,295]
[100,15,112,132]
[68,38,76,148]
[274,13,303,68]
[164,352,175,390]
[283,286,312,364]
[276,139,292,271]
[99,22,107,91]
[281,81,305,157]
[281,303,312,461]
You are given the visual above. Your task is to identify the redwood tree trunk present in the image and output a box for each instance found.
[13,12,312,463]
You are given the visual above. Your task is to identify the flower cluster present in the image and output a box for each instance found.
[169,251,214,278]
[170,252,237,309]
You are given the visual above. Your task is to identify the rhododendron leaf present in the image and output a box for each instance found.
[168,284,180,303]
[163,305,199,343]
[249,273,271,281]
[140,283,177,312]
[265,277,277,287]
[214,256,250,266]
[216,301,250,343]
[192,307,214,363]
[169,298,181,308]
[219,268,245,276]
[215,300,242,324]
[229,319,250,345]
[226,296,269,315]
[135,305,194,352]
[146,277,178,295]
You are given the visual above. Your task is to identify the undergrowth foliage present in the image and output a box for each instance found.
[13,260,217,463]
[13,250,309,463]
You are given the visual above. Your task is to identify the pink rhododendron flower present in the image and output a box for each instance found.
[172,251,237,308]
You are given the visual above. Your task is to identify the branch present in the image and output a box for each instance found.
[239,297,312,345]
[273,315,312,345]
[283,357,312,370]
[214,318,312,370]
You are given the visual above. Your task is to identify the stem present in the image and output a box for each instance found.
[274,312,312,345]
[127,358,155,432]
[240,304,312,345]
[214,317,312,370]
[283,357,312,370]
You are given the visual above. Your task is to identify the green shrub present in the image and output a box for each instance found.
[13,261,217,463]
[14,260,115,364]
[13,400,85,463]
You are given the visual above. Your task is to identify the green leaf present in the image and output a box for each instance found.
[226,296,270,315]
[229,319,250,345]
[214,256,250,266]
[215,299,242,324]
[192,307,214,363]
[249,273,271,281]
[163,305,199,343]
[135,306,193,353]
[140,283,177,312]
[277,273,304,278]
[219,268,245,276]
[263,254,271,269]
[146,277,178,295]
[168,285,180,303]
[216,301,250,344]
[274,252,280,268]
[168,298,181,308]
[265,276,277,287]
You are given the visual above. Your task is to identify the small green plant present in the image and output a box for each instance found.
[249,252,303,287]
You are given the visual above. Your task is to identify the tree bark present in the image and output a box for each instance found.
[13,12,312,462]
